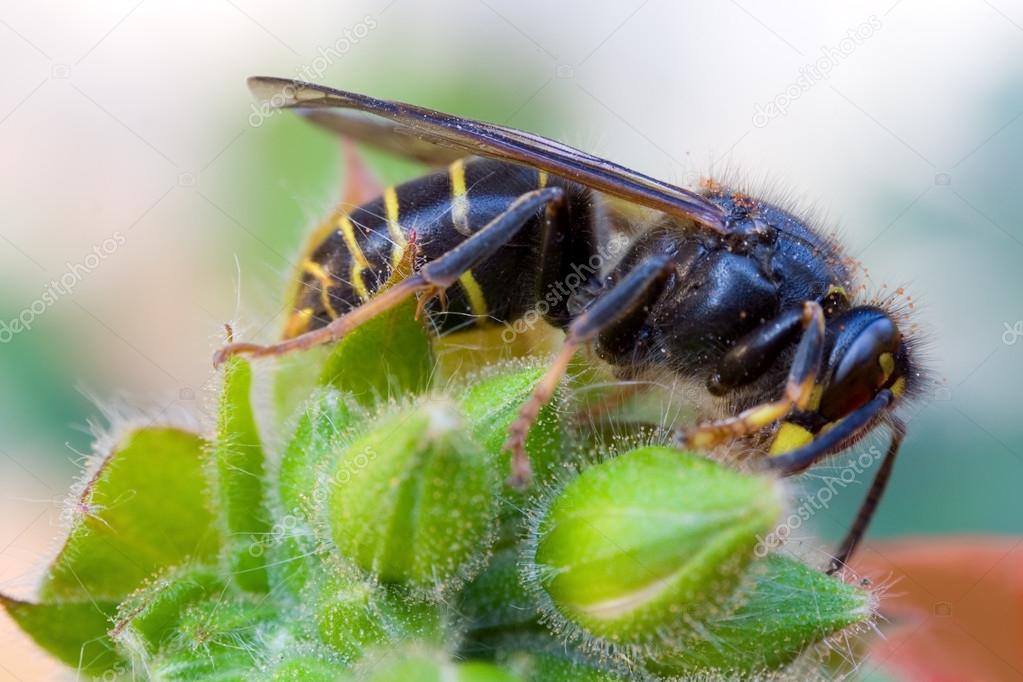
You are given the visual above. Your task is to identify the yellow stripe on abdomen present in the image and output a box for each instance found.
[283,203,348,326]
[302,259,340,319]
[458,270,489,319]
[283,307,315,338]
[383,186,408,268]
[449,159,472,236]
[338,216,371,300]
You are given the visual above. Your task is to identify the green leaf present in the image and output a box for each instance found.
[150,603,322,680]
[530,446,782,645]
[273,389,363,598]
[327,398,499,591]
[215,356,272,592]
[499,642,630,682]
[361,653,522,682]
[4,428,220,676]
[112,566,225,656]
[266,533,320,601]
[41,426,221,601]
[458,548,537,634]
[0,595,122,676]
[267,654,348,681]
[153,649,254,681]
[273,346,331,428]
[644,553,875,676]
[518,654,627,682]
[278,388,362,520]
[319,297,433,407]
[460,365,564,487]
[315,567,444,662]
[154,594,278,677]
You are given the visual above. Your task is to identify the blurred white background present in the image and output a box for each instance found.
[3,1,1023,678]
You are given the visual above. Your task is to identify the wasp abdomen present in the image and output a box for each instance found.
[285,158,560,338]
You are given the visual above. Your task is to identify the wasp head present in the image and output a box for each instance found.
[817,306,913,422]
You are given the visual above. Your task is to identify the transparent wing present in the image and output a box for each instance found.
[248,76,728,233]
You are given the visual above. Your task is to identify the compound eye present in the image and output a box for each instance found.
[820,317,900,420]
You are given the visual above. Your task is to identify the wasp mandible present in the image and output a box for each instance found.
[216,77,924,574]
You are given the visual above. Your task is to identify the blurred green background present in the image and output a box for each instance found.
[2,1,1022,678]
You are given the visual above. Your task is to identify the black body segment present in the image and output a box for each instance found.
[288,158,596,337]
[589,199,840,393]
[571,254,673,342]
[420,187,566,288]
[708,306,808,396]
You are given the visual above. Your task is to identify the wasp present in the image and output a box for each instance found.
[216,77,925,574]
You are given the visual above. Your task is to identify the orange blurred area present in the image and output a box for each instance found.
[854,537,1023,682]
[0,498,65,680]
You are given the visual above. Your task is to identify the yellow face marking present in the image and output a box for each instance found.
[383,186,408,268]
[537,170,549,188]
[769,422,814,455]
[338,216,371,300]
[458,270,489,319]
[302,259,340,319]
[879,352,895,381]
[283,307,315,339]
[449,159,472,236]
[891,376,907,397]
[826,284,849,300]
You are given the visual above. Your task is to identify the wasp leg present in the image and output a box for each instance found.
[683,301,825,449]
[759,392,898,573]
[214,187,565,366]
[706,306,807,395]
[764,390,892,476]
[503,254,674,488]
[827,423,904,574]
